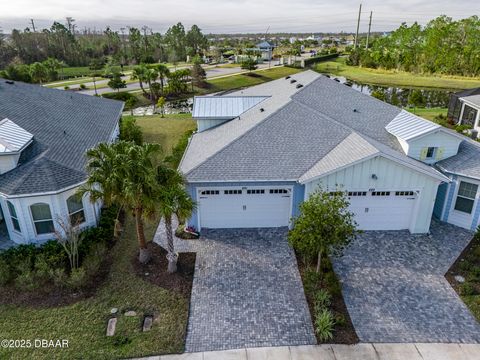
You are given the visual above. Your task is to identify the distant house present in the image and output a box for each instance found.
[448,87,480,136]
[0,79,123,245]
[256,41,275,61]
[181,71,480,233]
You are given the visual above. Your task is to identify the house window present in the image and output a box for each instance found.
[200,190,219,195]
[30,203,54,235]
[247,189,265,194]
[224,189,242,195]
[395,191,415,196]
[426,147,436,159]
[454,181,478,214]
[67,194,86,225]
[7,201,20,232]
[371,191,391,196]
[348,191,367,196]
[269,189,288,194]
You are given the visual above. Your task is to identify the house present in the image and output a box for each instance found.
[0,79,123,244]
[447,87,480,137]
[255,41,275,61]
[180,70,480,233]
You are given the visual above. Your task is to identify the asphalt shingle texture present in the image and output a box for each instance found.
[0,79,123,194]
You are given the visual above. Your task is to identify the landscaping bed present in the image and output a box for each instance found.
[133,241,195,298]
[296,253,359,344]
[446,231,480,320]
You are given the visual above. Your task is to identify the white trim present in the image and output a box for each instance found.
[0,180,86,199]
[187,179,298,184]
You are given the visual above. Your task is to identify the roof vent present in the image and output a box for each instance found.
[5,80,14,85]
[296,84,303,89]
[324,74,331,78]
[290,79,297,84]
[260,108,265,112]
[334,78,340,82]
[344,81,353,87]
[353,108,358,113]
[285,76,291,79]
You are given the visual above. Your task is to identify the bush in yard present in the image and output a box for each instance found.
[314,289,332,312]
[67,267,87,290]
[0,258,11,285]
[120,116,143,145]
[14,259,37,292]
[288,187,358,274]
[315,308,335,341]
[303,269,322,294]
[460,282,476,296]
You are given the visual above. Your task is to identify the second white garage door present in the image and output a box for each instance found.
[198,187,292,229]
[348,190,418,230]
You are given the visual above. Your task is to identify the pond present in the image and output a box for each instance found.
[324,75,453,108]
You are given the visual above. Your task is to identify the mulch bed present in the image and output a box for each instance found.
[132,242,195,298]
[296,253,359,344]
[445,234,480,294]
[0,248,114,309]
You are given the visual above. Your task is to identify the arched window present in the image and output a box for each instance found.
[30,203,54,235]
[66,194,85,225]
[7,201,21,232]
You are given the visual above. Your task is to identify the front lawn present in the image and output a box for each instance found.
[315,57,480,90]
[446,232,480,321]
[0,116,196,359]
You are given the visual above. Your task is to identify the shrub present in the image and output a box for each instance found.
[313,289,332,312]
[0,258,11,286]
[459,282,476,296]
[38,240,68,269]
[51,268,68,288]
[14,259,37,292]
[315,308,335,341]
[67,267,87,290]
[470,266,480,281]
[334,313,347,327]
[303,268,321,295]
[324,271,342,297]
[64,85,70,90]
[102,92,136,102]
[460,260,473,272]
[120,116,143,145]
[82,243,107,277]
[34,253,54,283]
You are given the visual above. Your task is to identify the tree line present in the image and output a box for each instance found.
[348,16,480,77]
[0,19,208,70]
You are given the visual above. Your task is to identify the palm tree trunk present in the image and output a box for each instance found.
[316,250,322,274]
[165,215,178,273]
[135,207,150,263]
[139,81,147,97]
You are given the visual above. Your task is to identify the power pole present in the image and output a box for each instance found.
[30,19,36,32]
[365,11,372,49]
[354,3,362,50]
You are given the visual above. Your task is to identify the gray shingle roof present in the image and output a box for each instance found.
[0,79,123,195]
[436,140,480,180]
[182,71,450,183]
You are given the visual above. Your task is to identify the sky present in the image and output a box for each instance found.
[0,0,478,34]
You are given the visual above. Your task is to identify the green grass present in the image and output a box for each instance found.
[198,66,302,94]
[0,117,195,359]
[315,57,480,90]
[135,114,196,155]
[405,107,448,122]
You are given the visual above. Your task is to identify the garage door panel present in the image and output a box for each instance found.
[199,188,291,229]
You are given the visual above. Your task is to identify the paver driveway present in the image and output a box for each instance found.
[154,220,316,352]
[333,220,480,343]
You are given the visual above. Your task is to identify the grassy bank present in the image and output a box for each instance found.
[0,117,195,360]
[197,66,302,94]
[315,58,480,90]
[406,107,448,122]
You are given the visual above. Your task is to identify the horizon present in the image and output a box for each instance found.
[0,0,477,34]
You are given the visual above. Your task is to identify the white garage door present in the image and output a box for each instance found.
[198,187,292,229]
[347,190,417,230]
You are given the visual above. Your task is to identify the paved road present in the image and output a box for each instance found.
[54,63,277,96]
[333,220,480,343]
[154,219,316,353]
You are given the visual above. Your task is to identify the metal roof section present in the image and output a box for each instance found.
[179,70,322,175]
[461,94,480,108]
[192,96,268,119]
[0,118,33,153]
[386,110,440,141]
[299,133,379,183]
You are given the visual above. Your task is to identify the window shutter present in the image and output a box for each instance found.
[420,147,428,160]
[435,147,445,160]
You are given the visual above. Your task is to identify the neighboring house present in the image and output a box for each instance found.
[447,87,480,137]
[255,41,275,61]
[0,79,123,244]
[180,70,480,233]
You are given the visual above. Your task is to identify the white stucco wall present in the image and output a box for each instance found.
[304,155,442,233]
[0,185,100,244]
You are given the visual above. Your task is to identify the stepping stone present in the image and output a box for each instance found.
[106,318,117,336]
[124,310,137,317]
[143,316,153,332]
[110,308,118,314]
[454,275,466,283]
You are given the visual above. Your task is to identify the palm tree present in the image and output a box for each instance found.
[156,165,195,272]
[82,141,161,263]
[155,64,170,94]
[131,64,149,97]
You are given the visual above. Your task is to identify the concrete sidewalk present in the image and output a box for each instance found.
[136,343,480,360]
